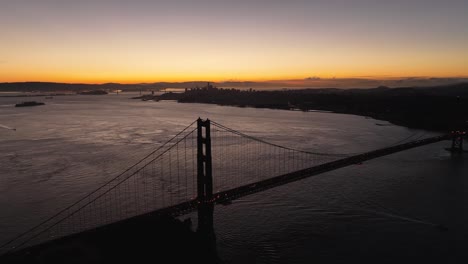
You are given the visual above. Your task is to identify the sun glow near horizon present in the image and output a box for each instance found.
[1,0,467,84]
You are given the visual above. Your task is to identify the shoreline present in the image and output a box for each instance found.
[131,85,468,132]
[0,93,75,98]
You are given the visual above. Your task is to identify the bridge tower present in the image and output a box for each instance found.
[196,118,215,236]
[450,131,465,153]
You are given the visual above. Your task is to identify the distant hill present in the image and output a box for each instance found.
[0,82,162,92]
[0,81,264,92]
[349,82,468,96]
[1,81,467,95]
[0,82,216,93]
[168,82,468,131]
[78,90,109,95]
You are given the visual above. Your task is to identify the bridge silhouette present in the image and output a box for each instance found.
[0,118,465,255]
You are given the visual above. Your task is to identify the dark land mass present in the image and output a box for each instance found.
[3,78,468,92]
[0,82,217,93]
[15,101,45,107]
[78,90,108,95]
[131,94,161,101]
[0,82,161,93]
[0,93,73,98]
[140,83,468,132]
[1,215,219,264]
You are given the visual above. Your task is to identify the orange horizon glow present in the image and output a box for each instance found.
[2,62,468,84]
[1,1,467,85]
[2,71,468,85]
[2,74,468,85]
[2,42,466,84]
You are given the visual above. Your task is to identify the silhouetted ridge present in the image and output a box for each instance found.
[151,82,468,131]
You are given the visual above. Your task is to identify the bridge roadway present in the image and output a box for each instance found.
[117,134,452,222]
[3,133,452,255]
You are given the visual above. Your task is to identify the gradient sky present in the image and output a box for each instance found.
[1,0,467,83]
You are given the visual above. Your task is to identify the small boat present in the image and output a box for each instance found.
[15,101,45,107]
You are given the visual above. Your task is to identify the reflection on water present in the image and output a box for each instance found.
[0,93,467,263]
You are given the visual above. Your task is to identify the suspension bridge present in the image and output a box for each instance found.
[0,118,465,256]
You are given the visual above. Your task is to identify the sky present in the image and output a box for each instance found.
[0,0,467,84]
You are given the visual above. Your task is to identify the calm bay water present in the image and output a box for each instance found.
[0,93,467,263]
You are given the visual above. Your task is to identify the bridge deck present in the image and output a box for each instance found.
[80,134,451,227]
[1,133,451,255]
[212,134,450,204]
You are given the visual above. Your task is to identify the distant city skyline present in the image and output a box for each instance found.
[1,0,467,84]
